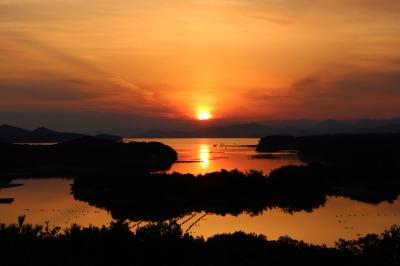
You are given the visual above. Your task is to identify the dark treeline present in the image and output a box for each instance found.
[257,133,400,203]
[0,176,12,188]
[0,176,14,203]
[256,133,400,165]
[72,164,400,221]
[0,137,177,176]
[0,218,399,266]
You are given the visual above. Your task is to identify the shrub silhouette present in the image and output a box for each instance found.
[0,217,399,266]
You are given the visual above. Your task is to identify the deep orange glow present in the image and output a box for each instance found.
[1,1,400,119]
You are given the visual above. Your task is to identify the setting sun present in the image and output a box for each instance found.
[1,0,400,262]
[197,111,212,120]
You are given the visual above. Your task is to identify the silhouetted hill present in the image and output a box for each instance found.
[0,124,122,143]
[357,123,400,133]
[314,119,353,133]
[0,125,34,141]
[93,133,123,141]
[260,118,400,136]
[257,133,400,165]
[0,137,177,174]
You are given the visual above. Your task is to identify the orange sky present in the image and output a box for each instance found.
[1,0,400,121]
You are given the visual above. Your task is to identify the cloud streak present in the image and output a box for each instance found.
[0,31,157,110]
[0,78,104,101]
[243,67,400,118]
[3,32,107,76]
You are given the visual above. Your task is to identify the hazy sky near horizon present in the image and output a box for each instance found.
[1,0,400,122]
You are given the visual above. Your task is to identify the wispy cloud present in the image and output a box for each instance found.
[0,78,105,101]
[243,66,400,118]
[0,31,157,109]
[3,32,107,76]
[109,78,155,101]
[245,14,291,25]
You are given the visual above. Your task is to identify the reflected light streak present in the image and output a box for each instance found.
[199,144,210,169]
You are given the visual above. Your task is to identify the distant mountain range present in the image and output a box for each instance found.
[122,118,400,138]
[2,118,400,140]
[128,123,268,138]
[0,125,122,143]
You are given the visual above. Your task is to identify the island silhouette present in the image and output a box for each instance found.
[0,137,177,177]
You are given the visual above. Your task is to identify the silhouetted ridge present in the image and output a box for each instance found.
[0,124,122,143]
[117,117,400,138]
[33,126,55,133]
[94,133,122,141]
[0,124,33,141]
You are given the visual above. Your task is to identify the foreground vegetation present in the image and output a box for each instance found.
[0,217,398,266]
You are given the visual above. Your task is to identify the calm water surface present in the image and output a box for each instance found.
[1,138,399,246]
[125,138,301,175]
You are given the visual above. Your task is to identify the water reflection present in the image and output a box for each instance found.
[2,179,399,246]
[1,138,400,246]
[180,196,400,246]
[125,138,302,175]
[199,144,210,169]
[0,179,112,228]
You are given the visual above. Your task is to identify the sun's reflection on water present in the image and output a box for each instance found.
[199,144,210,169]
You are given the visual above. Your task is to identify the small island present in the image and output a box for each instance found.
[71,162,400,221]
[0,137,177,177]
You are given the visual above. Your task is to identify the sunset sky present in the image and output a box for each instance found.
[1,0,400,128]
